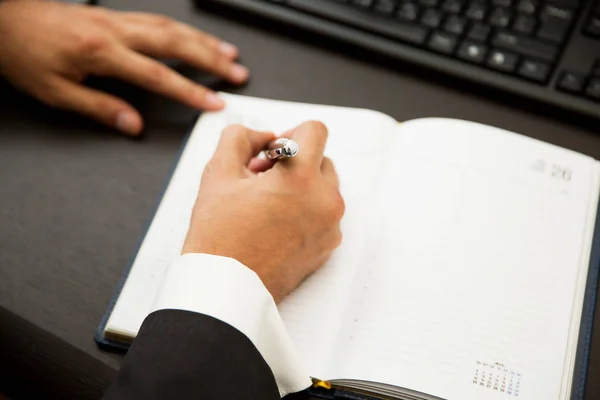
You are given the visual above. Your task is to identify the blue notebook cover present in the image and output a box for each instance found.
[95,122,600,399]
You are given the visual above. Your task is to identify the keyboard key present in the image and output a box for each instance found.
[537,20,570,43]
[421,8,443,27]
[517,0,539,14]
[586,78,600,101]
[491,30,558,62]
[397,2,420,21]
[418,0,439,6]
[487,49,519,72]
[492,0,513,6]
[457,40,488,63]
[467,21,492,41]
[374,0,397,14]
[537,5,573,43]
[557,71,586,93]
[537,24,570,43]
[584,15,600,38]
[442,0,464,13]
[512,14,536,34]
[542,3,574,20]
[427,31,459,53]
[518,59,551,82]
[289,0,429,44]
[489,7,513,27]
[465,1,488,20]
[444,15,467,35]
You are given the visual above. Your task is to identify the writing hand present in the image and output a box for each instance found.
[183,121,345,302]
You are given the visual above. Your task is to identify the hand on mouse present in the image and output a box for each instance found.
[0,0,248,136]
[182,121,345,303]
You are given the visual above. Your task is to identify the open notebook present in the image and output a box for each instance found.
[97,93,600,400]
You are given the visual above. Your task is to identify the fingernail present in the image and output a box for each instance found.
[230,64,249,83]
[204,92,225,109]
[219,41,238,58]
[116,111,141,135]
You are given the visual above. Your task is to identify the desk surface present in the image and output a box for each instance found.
[0,0,599,398]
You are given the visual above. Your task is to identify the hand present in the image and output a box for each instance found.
[182,121,345,303]
[0,1,248,135]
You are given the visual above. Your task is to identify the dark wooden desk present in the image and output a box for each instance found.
[0,0,599,398]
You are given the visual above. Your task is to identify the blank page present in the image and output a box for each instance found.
[104,94,397,376]
[329,119,599,400]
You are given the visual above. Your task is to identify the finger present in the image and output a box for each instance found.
[118,15,247,83]
[212,125,276,177]
[99,46,225,111]
[280,121,329,170]
[320,157,340,187]
[43,79,142,136]
[247,157,274,174]
[119,12,236,57]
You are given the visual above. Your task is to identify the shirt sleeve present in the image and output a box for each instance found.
[150,253,312,398]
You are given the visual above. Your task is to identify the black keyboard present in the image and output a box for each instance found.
[198,0,600,123]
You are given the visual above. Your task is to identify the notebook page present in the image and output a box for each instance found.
[328,119,598,400]
[105,94,396,373]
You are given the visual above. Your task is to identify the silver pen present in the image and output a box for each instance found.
[265,138,300,160]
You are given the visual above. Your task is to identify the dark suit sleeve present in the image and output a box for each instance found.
[103,309,281,400]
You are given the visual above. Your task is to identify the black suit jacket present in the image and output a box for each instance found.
[103,309,281,399]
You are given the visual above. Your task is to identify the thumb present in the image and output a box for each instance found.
[213,124,276,177]
[43,79,143,136]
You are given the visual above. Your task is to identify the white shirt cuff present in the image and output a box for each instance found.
[150,253,312,398]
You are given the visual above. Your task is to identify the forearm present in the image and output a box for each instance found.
[104,255,312,399]
[104,310,281,400]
